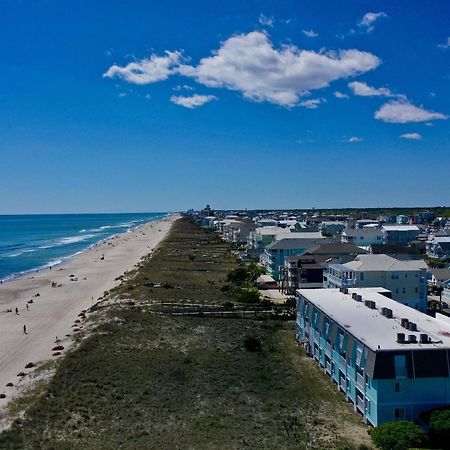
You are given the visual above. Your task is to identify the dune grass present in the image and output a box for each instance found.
[0,218,371,449]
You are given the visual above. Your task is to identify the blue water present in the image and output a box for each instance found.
[0,213,167,281]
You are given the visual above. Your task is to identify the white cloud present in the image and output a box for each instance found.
[358,12,387,32]
[259,14,274,27]
[144,94,151,100]
[438,37,450,49]
[299,98,324,109]
[173,84,195,91]
[375,100,447,123]
[170,94,217,109]
[302,29,318,38]
[334,91,349,99]
[179,31,380,106]
[348,81,399,98]
[103,51,183,84]
[118,92,127,98]
[400,133,422,140]
[345,136,364,142]
[104,31,380,107]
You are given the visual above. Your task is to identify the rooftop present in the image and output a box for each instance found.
[343,254,427,272]
[382,225,420,232]
[298,287,450,351]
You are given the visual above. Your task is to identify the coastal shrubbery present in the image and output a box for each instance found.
[225,263,265,305]
[369,421,426,450]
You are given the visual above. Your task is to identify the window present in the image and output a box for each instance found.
[394,408,405,420]
[356,345,363,367]
[415,287,418,294]
[395,382,401,392]
[360,272,364,281]
[405,272,408,278]
[338,333,345,352]
[394,355,407,378]
[402,287,406,294]
[396,288,399,294]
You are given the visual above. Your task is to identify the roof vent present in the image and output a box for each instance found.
[352,293,357,300]
[419,333,429,344]
[397,333,406,343]
[364,300,376,309]
[380,307,387,316]
[401,318,409,329]
[408,335,417,344]
[408,322,417,332]
[356,294,362,302]
[343,288,348,295]
[385,308,393,319]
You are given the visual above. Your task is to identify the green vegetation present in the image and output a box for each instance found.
[369,421,426,450]
[0,218,371,449]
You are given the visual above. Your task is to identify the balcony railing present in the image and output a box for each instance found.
[339,354,347,367]
[325,342,332,355]
[356,396,365,413]
[356,372,365,388]
[313,329,320,342]
[325,361,332,374]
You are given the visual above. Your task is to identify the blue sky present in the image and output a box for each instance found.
[0,0,449,213]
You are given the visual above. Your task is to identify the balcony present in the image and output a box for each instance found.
[325,342,332,355]
[356,396,365,413]
[339,354,347,367]
[325,360,332,375]
[356,372,364,388]
[339,378,347,392]
[313,329,320,342]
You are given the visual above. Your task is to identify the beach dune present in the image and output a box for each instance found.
[0,215,176,416]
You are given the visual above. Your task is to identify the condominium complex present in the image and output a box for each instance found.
[296,288,450,426]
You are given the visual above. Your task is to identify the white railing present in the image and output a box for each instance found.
[356,396,365,412]
[356,372,364,388]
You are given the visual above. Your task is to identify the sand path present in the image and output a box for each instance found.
[0,214,177,412]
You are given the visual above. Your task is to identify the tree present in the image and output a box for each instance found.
[370,421,426,450]
[429,409,450,446]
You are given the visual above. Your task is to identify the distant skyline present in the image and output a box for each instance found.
[0,0,449,213]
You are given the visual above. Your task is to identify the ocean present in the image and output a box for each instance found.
[0,212,167,281]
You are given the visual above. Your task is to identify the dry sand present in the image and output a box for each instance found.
[0,214,177,414]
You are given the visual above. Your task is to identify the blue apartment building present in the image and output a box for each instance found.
[296,288,450,426]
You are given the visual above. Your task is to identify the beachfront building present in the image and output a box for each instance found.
[426,236,450,260]
[261,235,332,280]
[319,221,346,236]
[296,287,450,426]
[443,280,450,304]
[341,227,383,247]
[381,225,421,245]
[281,255,324,294]
[324,254,428,311]
[396,215,409,224]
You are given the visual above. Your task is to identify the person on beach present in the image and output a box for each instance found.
[26,304,29,311]
[15,307,18,315]
[23,325,27,334]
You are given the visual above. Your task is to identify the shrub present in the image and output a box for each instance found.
[429,409,450,446]
[226,267,249,284]
[370,421,426,450]
[430,409,450,430]
[232,287,260,304]
[243,336,261,352]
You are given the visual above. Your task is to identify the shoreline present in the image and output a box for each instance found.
[0,214,178,420]
[0,214,170,284]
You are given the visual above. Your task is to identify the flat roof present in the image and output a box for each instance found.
[297,288,450,351]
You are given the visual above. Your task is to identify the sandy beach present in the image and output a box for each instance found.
[0,214,177,413]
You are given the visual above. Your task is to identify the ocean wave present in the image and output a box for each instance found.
[6,248,38,257]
